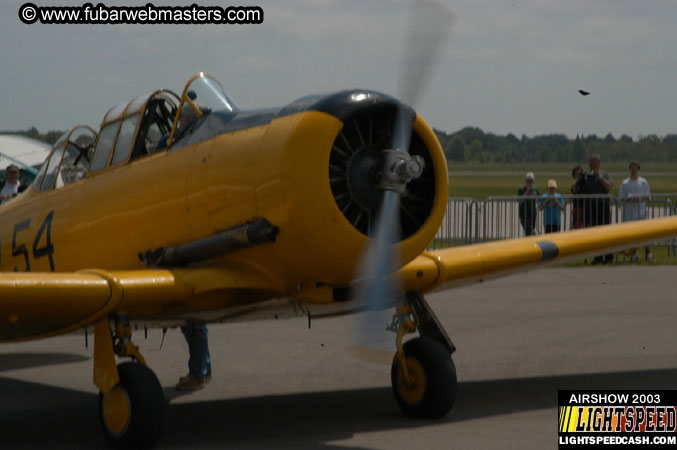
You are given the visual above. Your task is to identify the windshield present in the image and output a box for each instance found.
[168,73,238,147]
[184,74,239,115]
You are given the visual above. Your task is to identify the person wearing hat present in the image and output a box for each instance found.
[618,160,652,262]
[517,172,540,236]
[538,179,565,233]
[0,165,27,205]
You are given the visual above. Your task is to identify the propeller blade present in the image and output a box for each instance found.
[392,106,415,154]
[398,0,455,109]
[349,1,453,353]
[352,190,403,351]
[357,190,402,310]
[393,0,454,153]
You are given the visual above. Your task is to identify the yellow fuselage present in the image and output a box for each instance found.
[0,110,448,321]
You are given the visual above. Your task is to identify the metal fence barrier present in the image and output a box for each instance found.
[435,197,478,247]
[432,194,677,260]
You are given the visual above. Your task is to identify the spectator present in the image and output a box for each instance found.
[570,165,585,229]
[618,160,652,262]
[539,179,565,233]
[0,165,27,204]
[518,172,539,236]
[579,154,614,264]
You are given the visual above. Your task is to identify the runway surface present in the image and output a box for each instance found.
[1,266,675,449]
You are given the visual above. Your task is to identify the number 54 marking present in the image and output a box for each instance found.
[4,211,55,272]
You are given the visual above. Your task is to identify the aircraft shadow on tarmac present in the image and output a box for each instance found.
[1,368,676,449]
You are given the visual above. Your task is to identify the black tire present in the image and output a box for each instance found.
[391,336,457,418]
[99,362,166,449]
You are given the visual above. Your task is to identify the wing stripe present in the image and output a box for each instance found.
[537,241,559,261]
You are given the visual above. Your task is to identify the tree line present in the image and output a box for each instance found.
[4,126,677,164]
[1,127,64,146]
[436,127,677,163]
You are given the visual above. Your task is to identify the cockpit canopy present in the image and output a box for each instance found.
[90,89,180,173]
[33,73,237,192]
[32,125,97,191]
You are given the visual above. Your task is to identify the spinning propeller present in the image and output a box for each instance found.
[351,0,454,352]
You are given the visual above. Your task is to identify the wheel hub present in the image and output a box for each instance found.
[397,357,426,405]
[102,385,131,436]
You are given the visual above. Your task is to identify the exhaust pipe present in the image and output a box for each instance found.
[141,218,278,267]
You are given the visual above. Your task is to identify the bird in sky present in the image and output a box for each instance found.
[578,90,590,96]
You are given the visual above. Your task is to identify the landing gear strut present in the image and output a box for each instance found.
[389,292,457,418]
[95,316,165,449]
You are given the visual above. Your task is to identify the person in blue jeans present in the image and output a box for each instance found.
[176,322,212,390]
[538,179,565,233]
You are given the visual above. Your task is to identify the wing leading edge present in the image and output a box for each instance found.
[0,264,277,342]
[401,216,677,293]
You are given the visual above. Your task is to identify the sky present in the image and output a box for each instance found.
[1,0,676,139]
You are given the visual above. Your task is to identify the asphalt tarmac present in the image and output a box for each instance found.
[1,266,675,449]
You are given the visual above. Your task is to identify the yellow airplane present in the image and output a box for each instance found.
[1,73,676,448]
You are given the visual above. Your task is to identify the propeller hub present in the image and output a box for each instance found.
[378,149,425,193]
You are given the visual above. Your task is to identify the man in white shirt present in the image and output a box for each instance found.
[618,160,652,262]
[0,165,25,204]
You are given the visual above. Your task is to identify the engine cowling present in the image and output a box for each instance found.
[254,92,448,286]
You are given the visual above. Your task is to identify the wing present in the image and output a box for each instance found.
[400,217,677,293]
[0,264,277,342]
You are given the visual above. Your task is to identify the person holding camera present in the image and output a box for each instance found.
[576,154,614,264]
[518,172,540,236]
[570,165,585,229]
[539,179,565,233]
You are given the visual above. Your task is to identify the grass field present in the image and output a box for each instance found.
[561,244,676,267]
[448,162,677,198]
